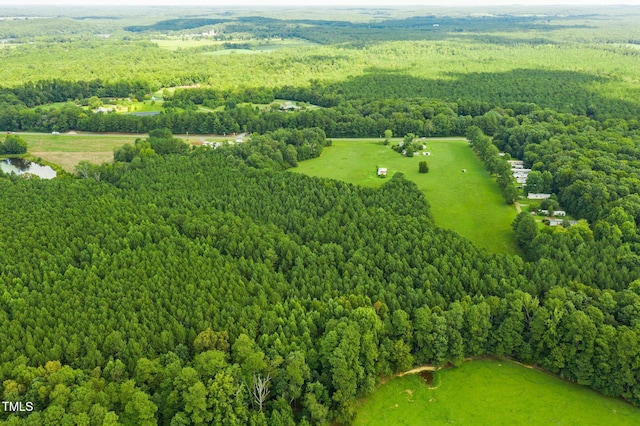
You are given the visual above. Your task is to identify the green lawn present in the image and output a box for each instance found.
[354,359,640,426]
[294,138,519,254]
[120,100,164,114]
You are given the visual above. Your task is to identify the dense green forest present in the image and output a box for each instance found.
[2,5,640,425]
[2,127,640,424]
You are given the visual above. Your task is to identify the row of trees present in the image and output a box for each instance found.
[0,96,564,140]
[466,126,518,204]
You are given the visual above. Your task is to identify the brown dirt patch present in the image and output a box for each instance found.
[31,151,113,172]
[419,370,434,385]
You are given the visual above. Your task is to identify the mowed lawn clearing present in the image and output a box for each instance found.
[354,359,640,426]
[17,132,141,172]
[294,138,519,254]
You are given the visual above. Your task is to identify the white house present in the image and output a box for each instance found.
[541,210,566,217]
[513,171,530,178]
[377,167,388,177]
[528,193,551,200]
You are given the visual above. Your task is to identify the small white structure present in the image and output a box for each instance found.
[377,167,388,177]
[51,131,60,135]
[528,193,551,200]
[542,210,567,217]
[516,177,527,184]
[462,169,467,173]
[548,219,578,227]
[508,160,524,166]
[280,101,300,111]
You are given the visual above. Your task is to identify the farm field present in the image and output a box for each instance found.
[294,138,519,254]
[18,131,245,171]
[354,359,640,426]
[17,132,140,172]
[152,38,317,52]
[19,132,141,153]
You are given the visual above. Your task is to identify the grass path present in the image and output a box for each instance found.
[397,365,438,376]
[294,138,519,254]
[354,359,640,426]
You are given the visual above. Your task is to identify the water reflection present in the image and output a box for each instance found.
[0,158,57,179]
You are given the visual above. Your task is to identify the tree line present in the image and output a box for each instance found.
[466,125,518,204]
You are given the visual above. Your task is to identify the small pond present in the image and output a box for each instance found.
[0,158,57,179]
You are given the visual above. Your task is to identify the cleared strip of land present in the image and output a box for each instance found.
[18,131,232,172]
[294,138,519,254]
[354,359,640,426]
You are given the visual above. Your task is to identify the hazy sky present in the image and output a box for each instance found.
[9,0,640,6]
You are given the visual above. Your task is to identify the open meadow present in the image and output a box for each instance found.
[17,132,140,172]
[354,359,640,426]
[294,138,519,254]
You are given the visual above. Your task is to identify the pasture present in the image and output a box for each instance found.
[354,359,640,426]
[18,132,140,172]
[294,138,519,254]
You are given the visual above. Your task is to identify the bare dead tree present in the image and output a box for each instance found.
[252,372,271,413]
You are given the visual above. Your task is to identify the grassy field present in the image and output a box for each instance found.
[153,38,318,52]
[121,100,164,114]
[18,132,140,172]
[20,131,244,171]
[151,38,226,50]
[354,359,640,426]
[294,139,519,254]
